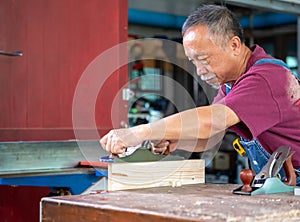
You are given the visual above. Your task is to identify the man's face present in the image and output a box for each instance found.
[183,25,235,87]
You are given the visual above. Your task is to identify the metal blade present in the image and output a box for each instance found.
[252,146,290,188]
[271,147,293,177]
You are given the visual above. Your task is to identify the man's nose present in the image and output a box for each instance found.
[196,65,208,76]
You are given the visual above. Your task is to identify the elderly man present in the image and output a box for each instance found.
[100,5,300,185]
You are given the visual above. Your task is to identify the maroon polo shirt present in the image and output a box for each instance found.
[213,45,300,168]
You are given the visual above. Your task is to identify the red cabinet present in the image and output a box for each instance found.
[0,0,128,141]
[0,1,128,221]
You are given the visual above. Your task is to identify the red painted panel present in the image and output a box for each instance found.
[0,0,128,141]
[0,186,50,222]
[0,1,128,221]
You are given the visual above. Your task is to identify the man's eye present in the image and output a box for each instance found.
[197,56,207,63]
[199,59,208,64]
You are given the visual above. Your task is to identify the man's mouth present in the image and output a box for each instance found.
[200,74,216,81]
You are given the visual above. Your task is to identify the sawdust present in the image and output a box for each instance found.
[255,209,300,221]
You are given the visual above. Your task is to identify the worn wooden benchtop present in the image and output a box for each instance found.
[41,183,300,222]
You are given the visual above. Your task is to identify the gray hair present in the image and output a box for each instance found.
[182,5,244,47]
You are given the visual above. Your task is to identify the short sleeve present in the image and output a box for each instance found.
[212,85,226,105]
[224,73,281,138]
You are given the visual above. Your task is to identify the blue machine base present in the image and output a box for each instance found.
[0,169,108,194]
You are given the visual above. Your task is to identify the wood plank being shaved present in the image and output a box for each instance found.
[108,159,204,191]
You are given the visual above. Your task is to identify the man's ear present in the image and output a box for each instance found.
[229,36,241,55]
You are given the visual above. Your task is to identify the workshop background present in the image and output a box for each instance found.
[1,0,299,221]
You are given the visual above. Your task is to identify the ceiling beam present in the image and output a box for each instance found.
[225,0,300,15]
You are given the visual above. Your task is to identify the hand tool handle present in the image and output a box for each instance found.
[162,145,171,155]
[240,169,254,192]
[283,154,296,186]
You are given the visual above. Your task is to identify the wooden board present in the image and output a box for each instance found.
[40,183,300,222]
[108,159,204,191]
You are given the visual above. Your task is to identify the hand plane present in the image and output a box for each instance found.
[99,140,184,163]
[233,146,297,195]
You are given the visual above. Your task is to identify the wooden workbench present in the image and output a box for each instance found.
[41,183,300,221]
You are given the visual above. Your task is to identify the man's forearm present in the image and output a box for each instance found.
[141,104,234,141]
[171,132,225,153]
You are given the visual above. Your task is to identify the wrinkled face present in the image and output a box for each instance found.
[183,25,236,87]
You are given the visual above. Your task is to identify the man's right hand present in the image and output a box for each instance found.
[99,125,150,154]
